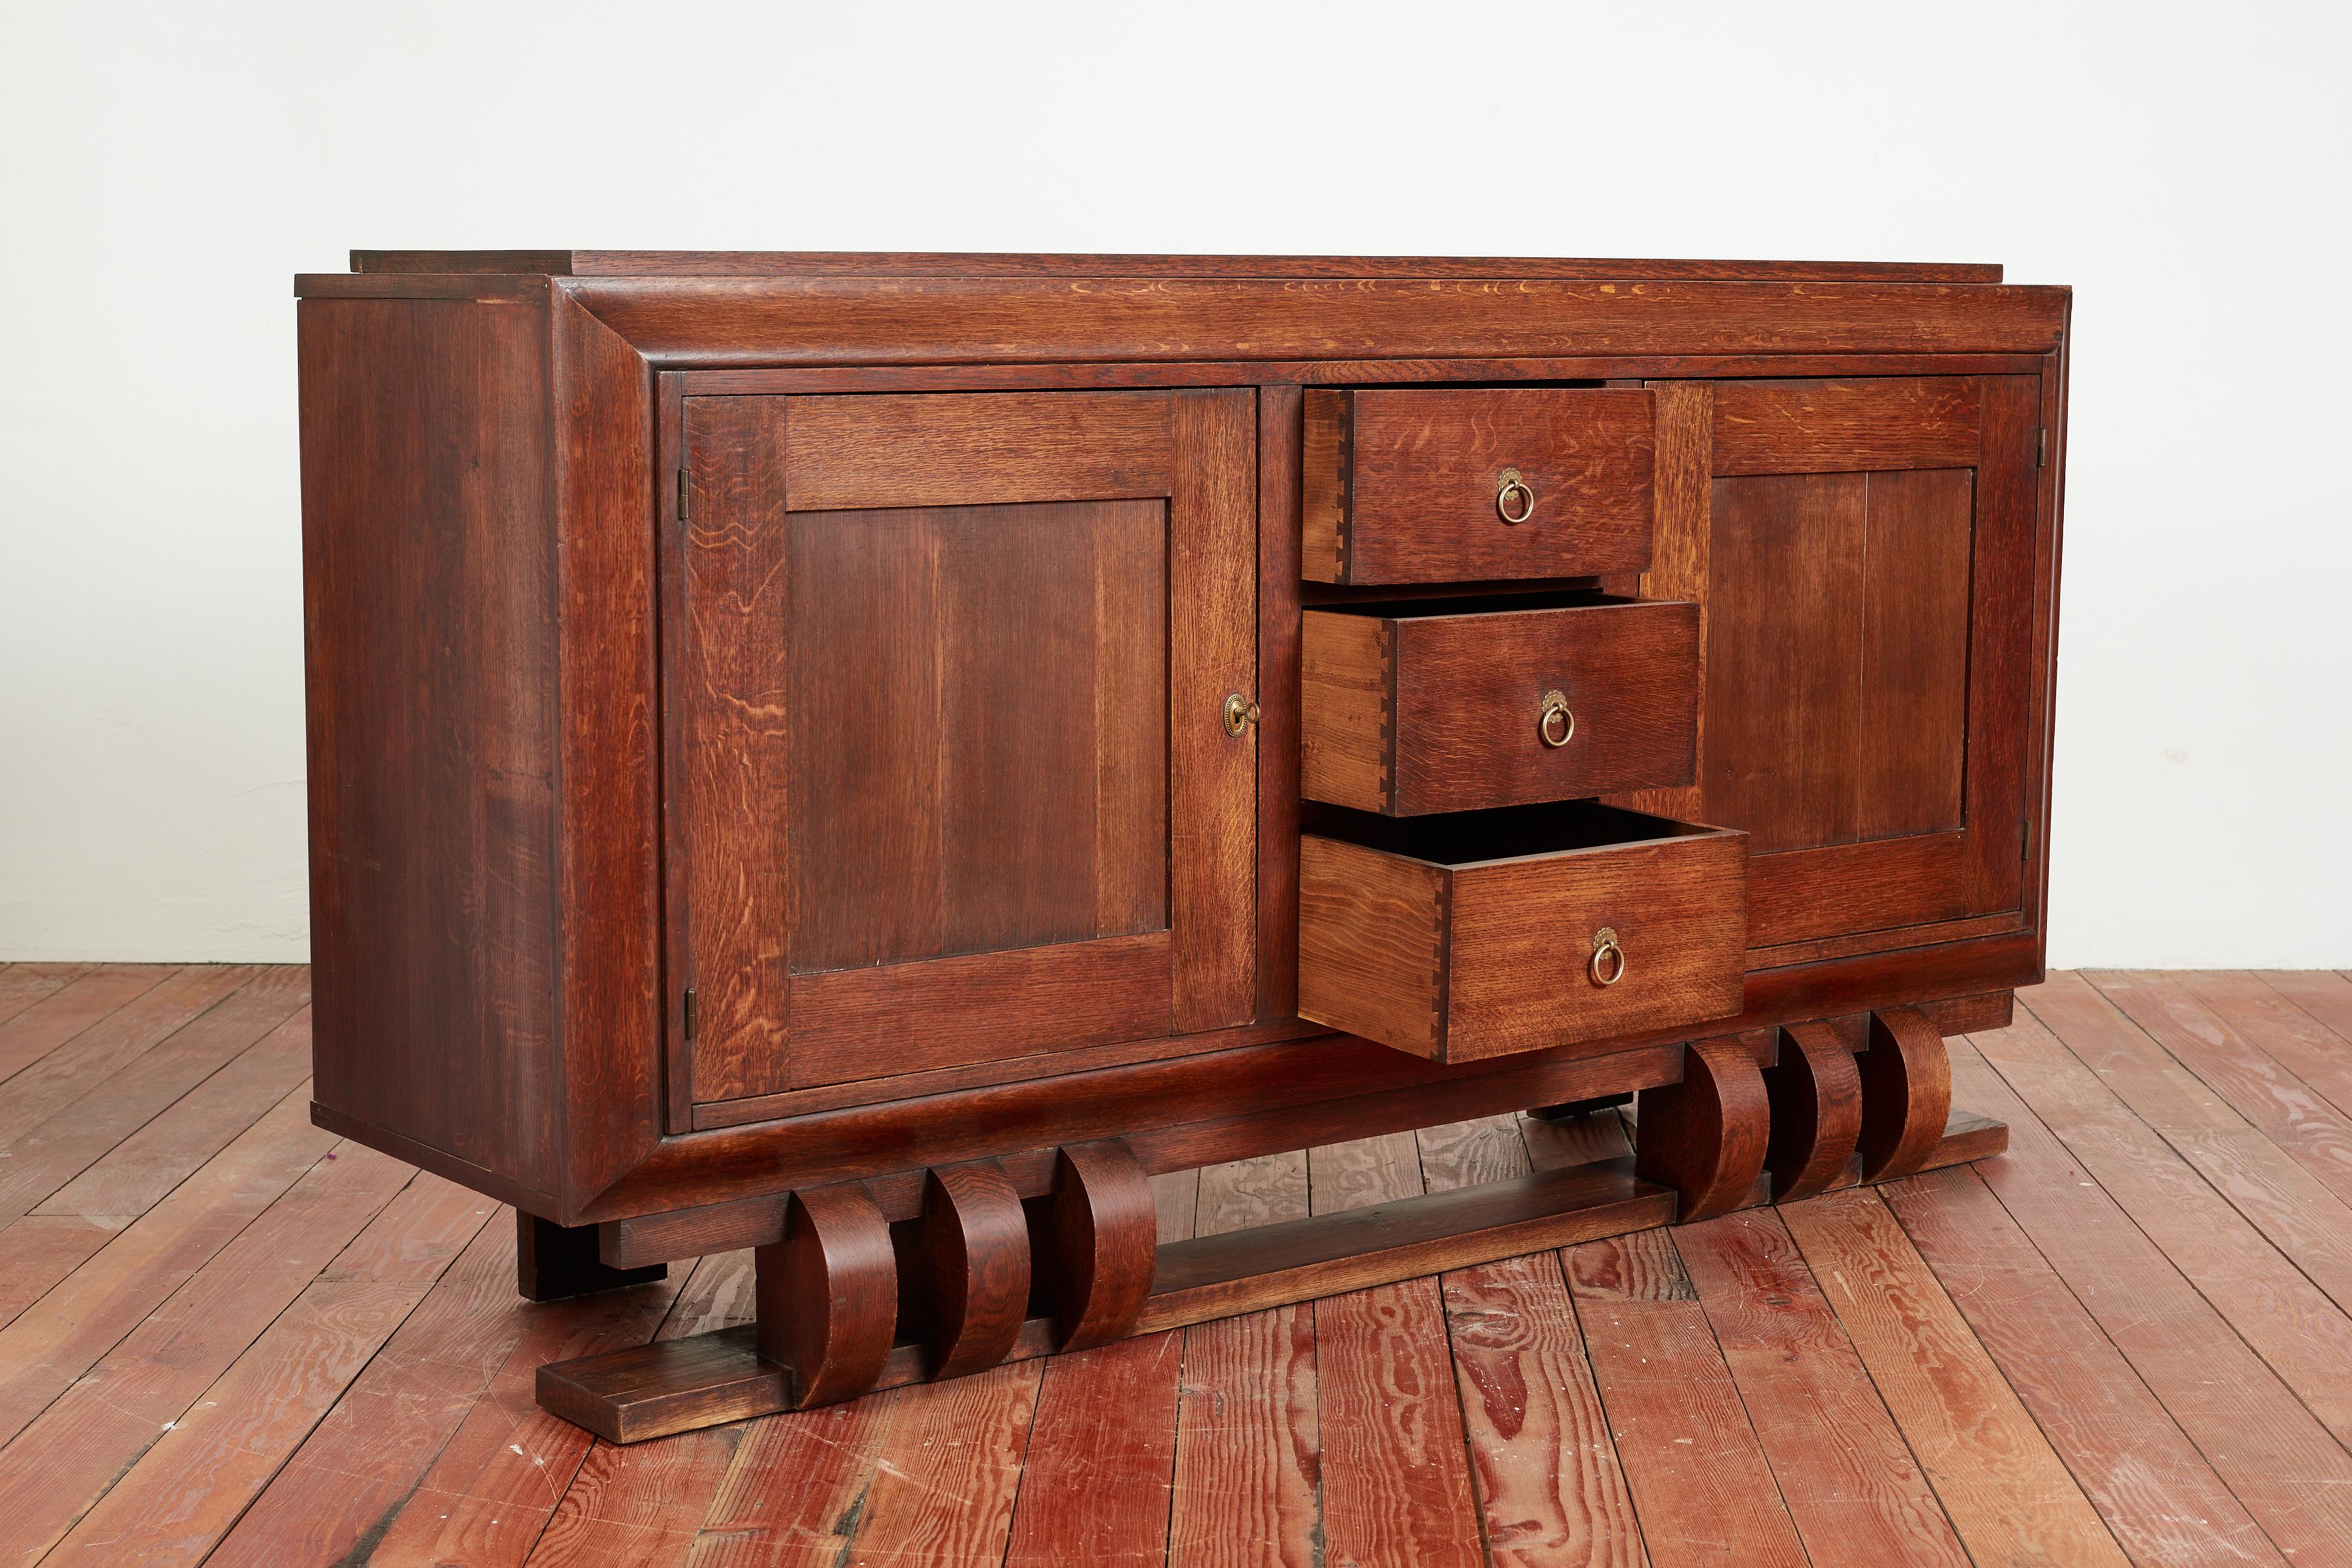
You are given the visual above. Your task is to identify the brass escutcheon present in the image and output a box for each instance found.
[1222,691,1260,737]
[1496,467,1537,524]
[1539,691,1575,747]
[1589,926,1626,987]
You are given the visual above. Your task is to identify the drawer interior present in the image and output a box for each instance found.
[1304,798,1724,870]
[1305,587,1634,621]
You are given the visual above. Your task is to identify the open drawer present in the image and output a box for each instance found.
[1298,802,1746,1062]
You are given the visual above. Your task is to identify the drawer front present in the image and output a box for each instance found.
[1301,598,1699,815]
[1298,808,1746,1062]
[1303,388,1656,584]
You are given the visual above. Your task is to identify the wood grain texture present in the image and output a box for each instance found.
[1858,1007,1954,1181]
[299,291,561,1198]
[1746,832,1966,947]
[1566,1228,1808,1567]
[674,393,793,1105]
[1301,807,1746,1062]
[1256,382,1306,1024]
[1780,1187,2132,1567]
[1763,1020,1864,1201]
[1605,381,1714,826]
[755,1183,896,1407]
[0,965,240,1145]
[1886,1163,2293,1568]
[559,276,2070,370]
[1307,389,1656,584]
[1041,1140,1158,1350]
[1003,1331,1183,1565]
[1316,1278,1486,1568]
[1711,376,1982,474]
[1169,389,1260,1032]
[1859,468,1974,839]
[1297,609,1392,811]
[549,290,663,1209]
[1441,1251,1647,1567]
[781,389,1173,508]
[1943,1032,2352,1562]
[1676,1209,1969,1568]
[1959,375,2042,913]
[1305,596,1699,815]
[1141,1160,1674,1333]
[907,1160,1032,1379]
[1633,1036,1771,1220]
[0,962,90,1030]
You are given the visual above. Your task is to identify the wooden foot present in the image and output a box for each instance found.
[1037,1140,1157,1350]
[906,1160,1030,1379]
[1857,1007,1955,1181]
[1763,1021,1864,1202]
[757,1183,898,1408]
[1634,1036,1771,1221]
[515,1211,666,1302]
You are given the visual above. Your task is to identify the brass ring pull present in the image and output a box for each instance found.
[1589,926,1626,987]
[1222,692,1260,737]
[1538,691,1575,748]
[1496,468,1537,525]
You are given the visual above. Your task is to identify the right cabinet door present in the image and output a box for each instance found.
[1612,376,2042,960]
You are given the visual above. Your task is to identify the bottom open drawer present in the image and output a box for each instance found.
[1298,802,1748,1062]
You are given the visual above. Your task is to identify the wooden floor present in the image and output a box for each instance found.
[5,971,2352,1565]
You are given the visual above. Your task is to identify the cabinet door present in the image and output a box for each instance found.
[1613,376,2040,958]
[669,390,1257,1105]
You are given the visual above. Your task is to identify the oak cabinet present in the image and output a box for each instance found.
[297,251,2066,1439]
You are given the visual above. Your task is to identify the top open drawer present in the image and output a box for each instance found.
[1301,388,1657,584]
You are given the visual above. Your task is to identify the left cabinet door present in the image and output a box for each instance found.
[668,390,1258,1107]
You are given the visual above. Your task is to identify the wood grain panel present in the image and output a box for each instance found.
[1746,833,1966,947]
[562,276,2072,369]
[1169,389,1259,1031]
[1859,468,1973,838]
[788,933,1174,1085]
[781,391,1172,509]
[1298,610,1392,812]
[1256,384,1306,1021]
[783,500,1168,974]
[1961,376,2041,912]
[1703,472,1867,851]
[1296,831,1448,1058]
[299,293,559,1194]
[1446,823,1747,1060]
[1003,1332,1183,1564]
[1301,386,1348,581]
[678,395,794,1103]
[1311,389,1656,585]
[1607,380,1712,825]
[1304,598,1700,815]
[1712,377,1982,474]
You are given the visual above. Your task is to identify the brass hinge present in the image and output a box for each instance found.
[2037,427,2049,466]
[682,987,697,1041]
[676,468,691,524]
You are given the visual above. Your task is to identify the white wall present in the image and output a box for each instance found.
[3,1,2346,967]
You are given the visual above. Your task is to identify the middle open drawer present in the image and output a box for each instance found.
[1301,593,1700,816]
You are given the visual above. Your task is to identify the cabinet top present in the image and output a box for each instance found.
[341,250,2004,285]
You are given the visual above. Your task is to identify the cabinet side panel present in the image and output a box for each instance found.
[299,292,559,1198]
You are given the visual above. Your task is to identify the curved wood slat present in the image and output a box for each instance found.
[913,1160,1032,1379]
[1764,1021,1865,1201]
[1041,1140,1158,1350]
[1633,1036,1771,1221]
[755,1183,896,1407]
[1859,1007,1955,1182]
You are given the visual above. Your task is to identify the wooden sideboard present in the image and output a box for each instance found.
[295,250,2067,1441]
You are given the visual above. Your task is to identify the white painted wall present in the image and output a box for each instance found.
[3,2,2346,966]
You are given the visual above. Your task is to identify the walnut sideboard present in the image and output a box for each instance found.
[295,250,2068,1441]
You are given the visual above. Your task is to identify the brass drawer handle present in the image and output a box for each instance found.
[1589,926,1626,987]
[1538,691,1575,747]
[1496,468,1537,525]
